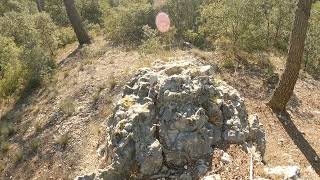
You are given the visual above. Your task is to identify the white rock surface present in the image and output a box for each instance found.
[264,166,300,179]
[76,59,265,179]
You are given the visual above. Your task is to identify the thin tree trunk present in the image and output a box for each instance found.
[36,0,45,12]
[267,0,312,112]
[63,0,91,45]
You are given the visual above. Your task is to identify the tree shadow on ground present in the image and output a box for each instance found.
[57,47,81,67]
[275,110,320,176]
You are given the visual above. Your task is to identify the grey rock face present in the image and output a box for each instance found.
[76,59,265,179]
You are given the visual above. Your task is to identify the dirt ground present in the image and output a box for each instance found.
[0,36,319,179]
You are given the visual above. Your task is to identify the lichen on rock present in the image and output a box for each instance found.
[75,59,265,180]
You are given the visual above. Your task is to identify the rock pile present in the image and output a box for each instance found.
[76,59,265,180]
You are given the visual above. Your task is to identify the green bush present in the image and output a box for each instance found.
[33,13,59,55]
[183,29,205,48]
[104,1,153,45]
[0,0,37,15]
[0,36,26,98]
[58,27,77,47]
[0,12,58,98]
[304,2,320,78]
[164,0,203,36]
[77,0,103,24]
[46,0,70,26]
[140,25,163,54]
[198,0,297,52]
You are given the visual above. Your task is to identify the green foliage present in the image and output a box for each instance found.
[58,27,77,47]
[304,2,320,78]
[30,139,40,153]
[222,58,235,70]
[104,0,153,45]
[46,0,69,26]
[0,36,26,98]
[0,121,15,138]
[77,0,103,24]
[183,29,205,48]
[164,0,203,36]
[0,0,37,15]
[33,13,59,55]
[140,25,163,54]
[0,12,58,98]
[199,0,295,52]
[0,141,10,154]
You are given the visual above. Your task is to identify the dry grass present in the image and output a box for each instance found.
[0,160,4,173]
[222,58,235,70]
[55,133,70,148]
[34,121,42,133]
[63,71,70,79]
[0,122,15,138]
[13,148,23,163]
[1,141,10,153]
[108,75,117,92]
[190,48,212,61]
[59,97,75,116]
[30,139,40,153]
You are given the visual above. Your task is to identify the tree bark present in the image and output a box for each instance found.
[267,0,312,112]
[63,0,91,45]
[36,0,45,12]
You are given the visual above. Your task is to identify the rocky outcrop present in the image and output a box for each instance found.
[76,59,265,180]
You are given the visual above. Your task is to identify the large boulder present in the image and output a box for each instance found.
[76,59,264,180]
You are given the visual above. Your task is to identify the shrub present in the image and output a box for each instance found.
[58,27,77,47]
[0,62,26,97]
[0,122,16,138]
[0,36,26,98]
[183,29,205,48]
[33,13,59,56]
[55,133,70,148]
[77,0,103,24]
[104,1,153,45]
[140,25,163,54]
[0,141,10,154]
[30,139,40,153]
[0,12,57,97]
[13,149,23,162]
[164,0,203,35]
[222,59,235,70]
[304,2,320,78]
[45,0,70,26]
[60,97,76,116]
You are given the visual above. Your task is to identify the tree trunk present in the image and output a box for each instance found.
[63,0,91,45]
[36,0,45,12]
[267,0,312,112]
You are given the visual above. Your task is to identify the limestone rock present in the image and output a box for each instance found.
[264,166,300,180]
[76,59,264,179]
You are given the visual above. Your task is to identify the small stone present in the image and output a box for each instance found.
[265,166,300,179]
[184,165,188,169]
[201,174,221,180]
[221,152,232,163]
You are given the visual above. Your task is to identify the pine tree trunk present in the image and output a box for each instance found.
[63,0,91,45]
[267,0,312,112]
[36,0,45,12]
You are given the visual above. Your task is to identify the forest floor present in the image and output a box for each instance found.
[0,36,319,179]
